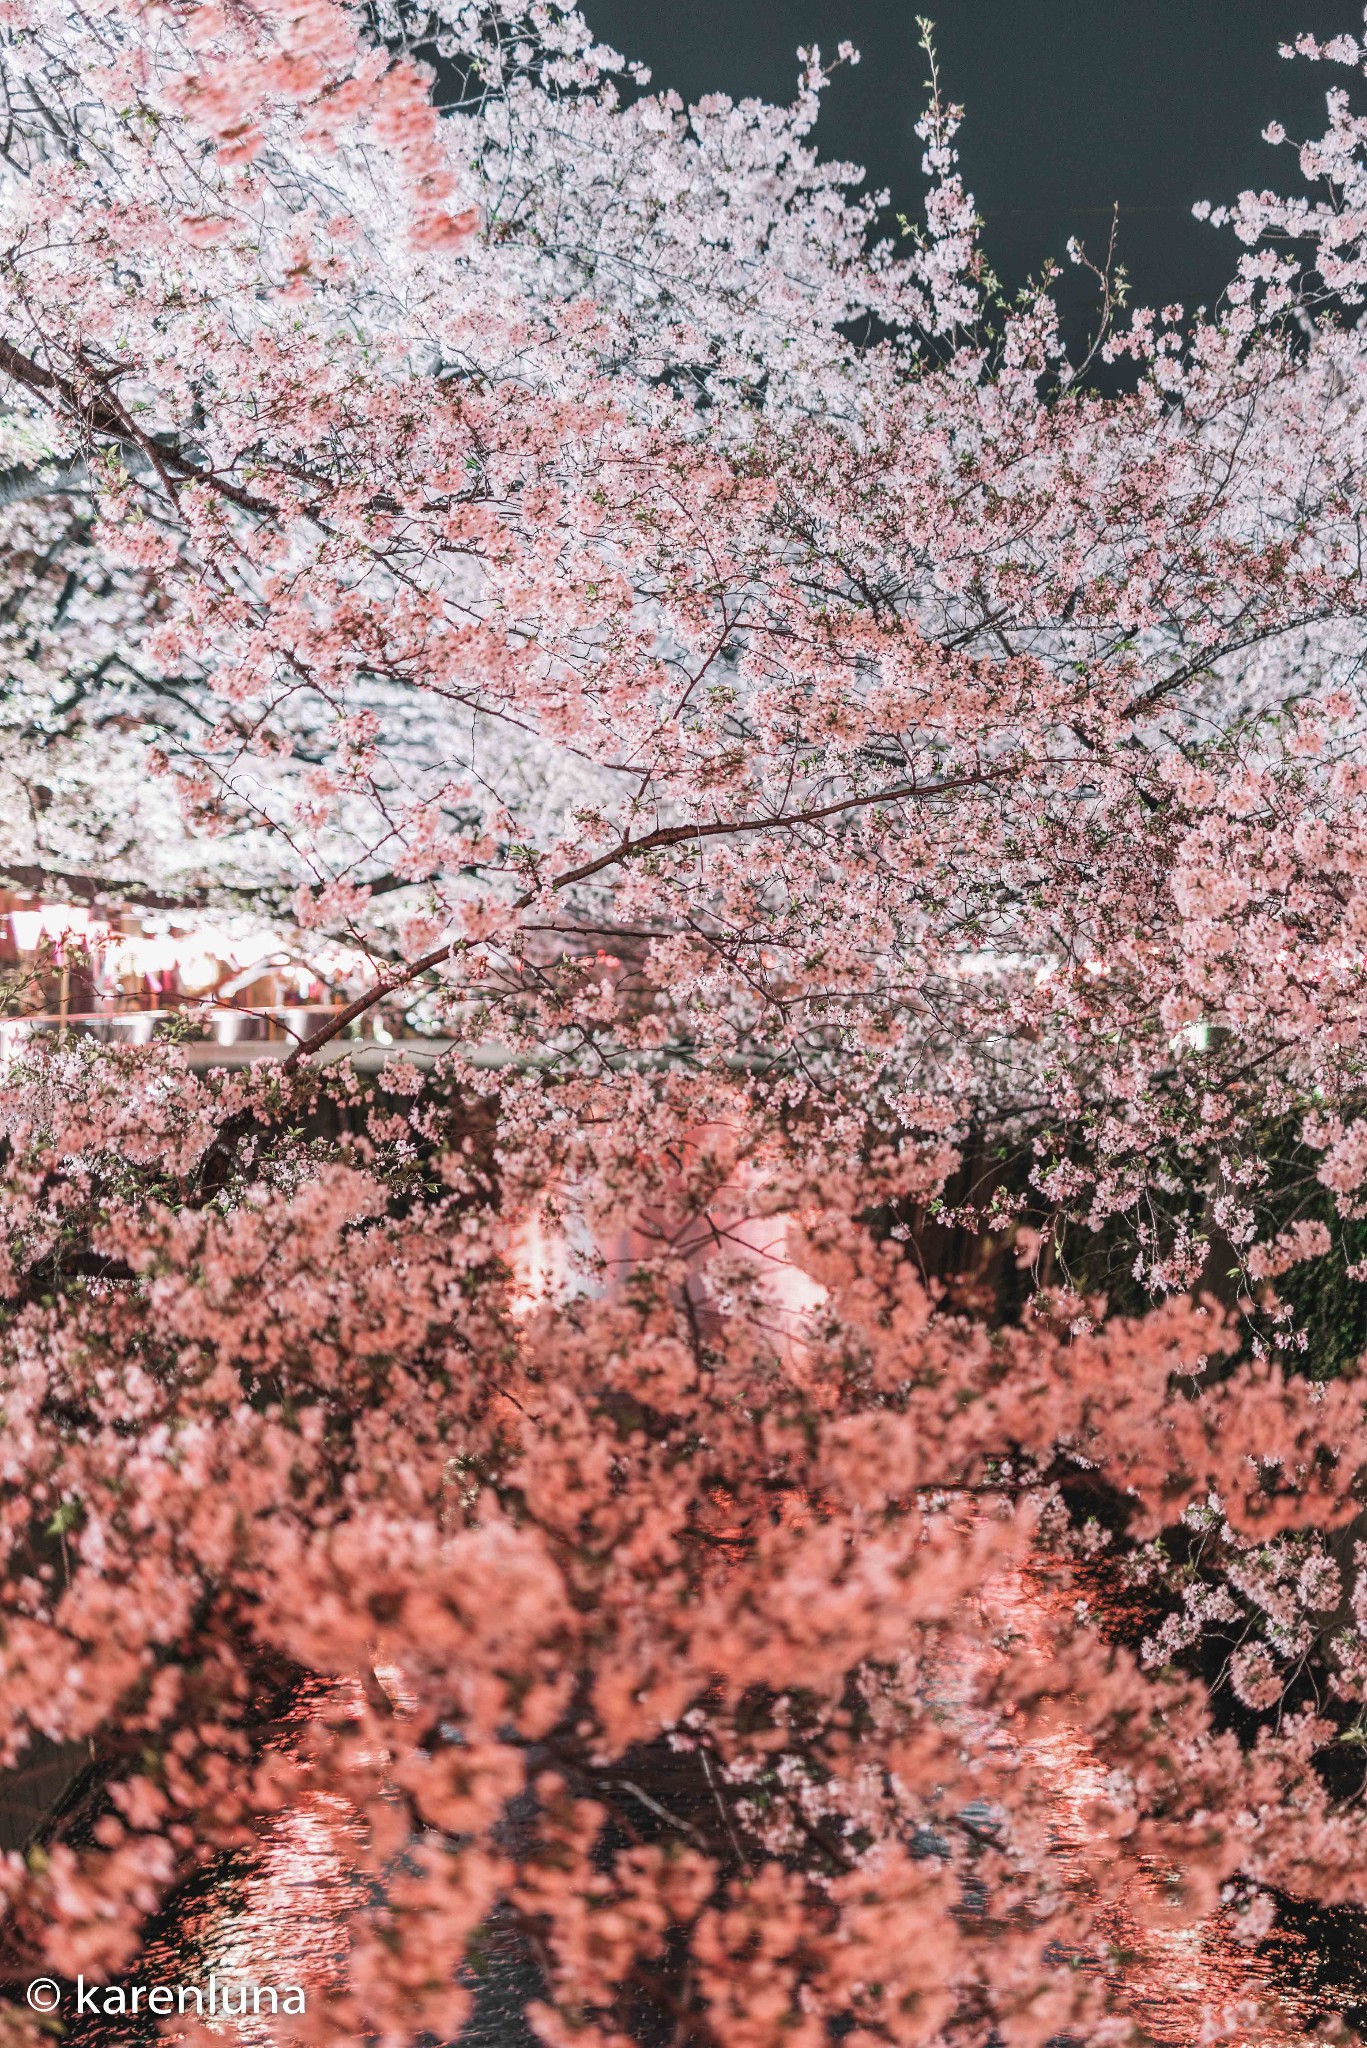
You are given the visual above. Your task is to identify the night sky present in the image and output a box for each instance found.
[583,1,1367,328]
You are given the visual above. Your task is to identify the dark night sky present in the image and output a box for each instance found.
[583,2,1367,325]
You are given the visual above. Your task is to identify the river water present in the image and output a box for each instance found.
[63,1210,1361,2046]
[61,1570,1355,2048]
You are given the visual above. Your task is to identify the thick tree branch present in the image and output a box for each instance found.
[0,861,251,914]
[0,335,276,517]
[278,762,1019,1071]
[538,761,1019,895]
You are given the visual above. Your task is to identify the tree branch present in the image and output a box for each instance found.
[278,762,1019,1070]
[533,761,1019,896]
[0,335,275,518]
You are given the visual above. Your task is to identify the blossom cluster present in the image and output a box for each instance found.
[0,1043,1363,2044]
[3,0,1367,2037]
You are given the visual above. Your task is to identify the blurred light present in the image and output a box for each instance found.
[11,906,96,951]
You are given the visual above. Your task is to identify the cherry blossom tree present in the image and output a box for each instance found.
[1,1038,1367,2047]
[3,0,1367,1270]
[5,0,1367,2039]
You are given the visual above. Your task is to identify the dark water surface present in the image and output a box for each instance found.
[57,1575,1358,2048]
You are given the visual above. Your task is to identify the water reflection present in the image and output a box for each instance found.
[71,1677,366,2048]
[62,1194,1359,2046]
[66,1566,1353,2048]
[986,1560,1340,2047]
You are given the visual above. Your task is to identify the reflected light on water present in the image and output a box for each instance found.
[79,1583,1348,2046]
[986,1562,1338,2048]
[74,1201,1358,2048]
[92,1573,1348,2045]
[78,1678,367,2048]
